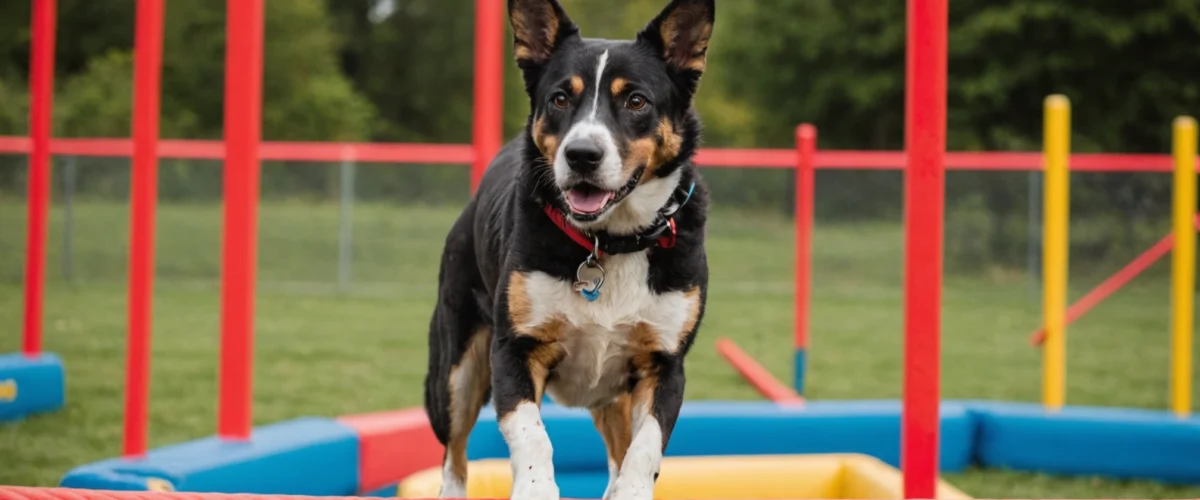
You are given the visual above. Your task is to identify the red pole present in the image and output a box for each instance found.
[716,338,805,406]
[22,0,57,357]
[793,124,816,395]
[470,0,504,193]
[1029,214,1200,346]
[218,0,264,441]
[902,0,947,497]
[122,0,164,458]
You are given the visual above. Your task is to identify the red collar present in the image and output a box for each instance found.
[543,205,677,257]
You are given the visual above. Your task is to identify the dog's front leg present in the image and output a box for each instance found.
[604,355,685,500]
[494,272,566,500]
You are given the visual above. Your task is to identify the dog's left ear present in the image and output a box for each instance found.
[637,0,715,95]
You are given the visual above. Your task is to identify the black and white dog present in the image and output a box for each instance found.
[424,1,713,498]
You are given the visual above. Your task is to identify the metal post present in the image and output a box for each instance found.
[337,154,356,291]
[1028,169,1042,299]
[62,156,75,282]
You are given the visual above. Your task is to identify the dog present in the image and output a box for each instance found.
[423,0,713,498]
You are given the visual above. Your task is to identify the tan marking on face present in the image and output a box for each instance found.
[532,116,559,163]
[591,394,632,469]
[511,1,561,63]
[570,75,585,96]
[445,327,492,483]
[625,118,685,183]
[656,117,684,163]
[625,137,657,182]
[610,77,629,97]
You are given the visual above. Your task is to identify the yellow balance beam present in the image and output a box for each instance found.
[397,454,970,499]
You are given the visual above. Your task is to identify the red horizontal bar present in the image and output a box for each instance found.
[693,147,794,167]
[0,137,474,164]
[0,135,1185,172]
[261,141,475,164]
[0,136,30,153]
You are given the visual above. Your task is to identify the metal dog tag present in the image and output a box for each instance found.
[574,246,605,302]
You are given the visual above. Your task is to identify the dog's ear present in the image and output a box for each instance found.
[509,0,579,89]
[636,0,714,96]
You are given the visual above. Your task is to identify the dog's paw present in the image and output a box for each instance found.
[509,473,560,500]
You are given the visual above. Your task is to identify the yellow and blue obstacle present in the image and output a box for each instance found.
[398,454,970,499]
[55,399,1200,497]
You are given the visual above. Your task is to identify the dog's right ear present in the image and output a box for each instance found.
[509,0,579,89]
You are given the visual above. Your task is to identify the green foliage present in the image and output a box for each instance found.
[53,51,134,137]
[1,0,1198,271]
[714,0,1200,267]
[0,76,27,134]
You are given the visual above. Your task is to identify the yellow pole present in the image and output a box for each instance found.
[1171,116,1197,418]
[1042,95,1070,411]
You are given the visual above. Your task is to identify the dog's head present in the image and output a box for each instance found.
[511,0,714,234]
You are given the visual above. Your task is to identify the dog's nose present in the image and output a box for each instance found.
[564,140,604,173]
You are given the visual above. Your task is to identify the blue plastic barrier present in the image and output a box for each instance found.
[59,417,359,495]
[466,400,975,473]
[964,400,1200,484]
[0,352,65,421]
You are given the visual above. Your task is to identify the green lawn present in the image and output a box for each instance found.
[1,200,1199,498]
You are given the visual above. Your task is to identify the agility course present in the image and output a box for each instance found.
[4,0,1200,499]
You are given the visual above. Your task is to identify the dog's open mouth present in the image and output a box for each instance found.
[563,167,644,220]
[565,184,616,214]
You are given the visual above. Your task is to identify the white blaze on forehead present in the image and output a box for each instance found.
[554,49,623,194]
[588,50,610,122]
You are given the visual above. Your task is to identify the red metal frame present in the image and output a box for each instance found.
[793,125,816,395]
[7,1,1188,491]
[1029,214,1200,346]
[902,0,948,497]
[217,0,265,441]
[122,0,164,458]
[22,0,56,357]
[470,0,504,193]
[1,137,1187,172]
[715,338,804,405]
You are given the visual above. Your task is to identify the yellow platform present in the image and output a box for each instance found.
[397,453,971,499]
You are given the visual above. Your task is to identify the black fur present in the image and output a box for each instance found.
[424,0,714,491]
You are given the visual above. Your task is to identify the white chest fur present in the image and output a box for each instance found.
[515,252,695,408]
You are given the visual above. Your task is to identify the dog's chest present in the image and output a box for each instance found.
[518,252,692,408]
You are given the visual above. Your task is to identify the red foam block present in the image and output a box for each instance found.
[337,408,443,493]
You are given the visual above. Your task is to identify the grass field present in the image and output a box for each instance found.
[1,199,1199,498]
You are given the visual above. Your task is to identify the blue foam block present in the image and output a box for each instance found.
[966,400,1200,484]
[558,470,611,499]
[467,399,973,473]
[0,352,65,421]
[60,417,360,495]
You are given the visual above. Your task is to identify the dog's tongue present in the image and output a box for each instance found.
[566,189,615,214]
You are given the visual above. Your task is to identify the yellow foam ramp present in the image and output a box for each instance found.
[398,453,970,499]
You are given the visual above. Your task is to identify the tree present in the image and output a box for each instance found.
[717,0,1200,268]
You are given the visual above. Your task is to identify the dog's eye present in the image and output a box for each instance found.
[626,94,649,111]
[550,92,570,109]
